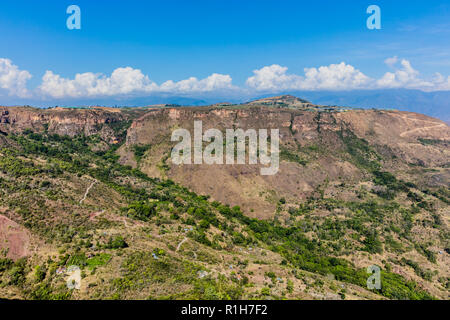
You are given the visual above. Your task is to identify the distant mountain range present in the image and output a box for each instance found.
[276,89,450,123]
[2,89,448,122]
[244,90,450,122]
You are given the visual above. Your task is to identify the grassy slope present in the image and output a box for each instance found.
[0,123,448,300]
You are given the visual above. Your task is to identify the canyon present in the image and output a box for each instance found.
[0,96,448,300]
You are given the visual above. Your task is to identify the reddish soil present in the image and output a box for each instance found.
[0,215,31,260]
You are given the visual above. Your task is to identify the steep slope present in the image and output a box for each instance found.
[0,106,149,144]
[119,106,449,217]
[0,99,448,300]
[116,104,450,299]
[0,129,387,300]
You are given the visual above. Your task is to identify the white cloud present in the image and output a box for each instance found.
[376,57,449,91]
[384,56,398,68]
[159,73,235,93]
[301,63,371,90]
[39,68,235,98]
[431,72,450,91]
[246,63,371,91]
[0,58,32,97]
[246,64,303,91]
[247,59,450,92]
[39,67,158,99]
[1,57,450,100]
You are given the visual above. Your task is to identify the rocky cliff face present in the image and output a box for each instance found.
[1,104,448,217]
[0,100,448,300]
[117,105,450,218]
[0,106,129,143]
[125,106,449,164]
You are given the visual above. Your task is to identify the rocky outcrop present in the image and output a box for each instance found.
[0,106,127,143]
[1,103,448,218]
[118,105,450,217]
[125,106,449,165]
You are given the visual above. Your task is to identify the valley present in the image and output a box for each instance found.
[0,96,448,300]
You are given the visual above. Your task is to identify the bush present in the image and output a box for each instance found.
[132,144,151,161]
[107,236,128,249]
[124,201,156,221]
[362,233,383,254]
[34,265,46,282]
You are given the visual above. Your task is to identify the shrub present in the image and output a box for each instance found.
[107,236,128,249]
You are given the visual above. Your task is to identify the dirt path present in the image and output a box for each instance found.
[400,123,446,138]
[176,237,188,252]
[80,180,96,204]
[176,238,197,259]
[122,216,129,228]
[89,210,105,221]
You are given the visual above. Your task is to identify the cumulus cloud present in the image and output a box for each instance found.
[376,57,450,91]
[431,72,450,91]
[377,59,422,89]
[1,57,450,100]
[301,63,371,90]
[159,73,235,93]
[0,58,32,97]
[384,56,399,68]
[247,59,450,92]
[38,68,235,98]
[39,67,158,99]
[245,65,303,91]
[247,63,371,91]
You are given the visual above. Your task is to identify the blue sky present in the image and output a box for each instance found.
[0,0,449,104]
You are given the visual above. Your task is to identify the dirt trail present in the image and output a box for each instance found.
[175,237,197,259]
[80,180,96,204]
[122,216,129,228]
[176,237,188,252]
[89,210,105,221]
[400,123,446,138]
[398,115,447,138]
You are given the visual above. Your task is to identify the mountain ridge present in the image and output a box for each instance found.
[0,96,448,300]
[1,89,449,122]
